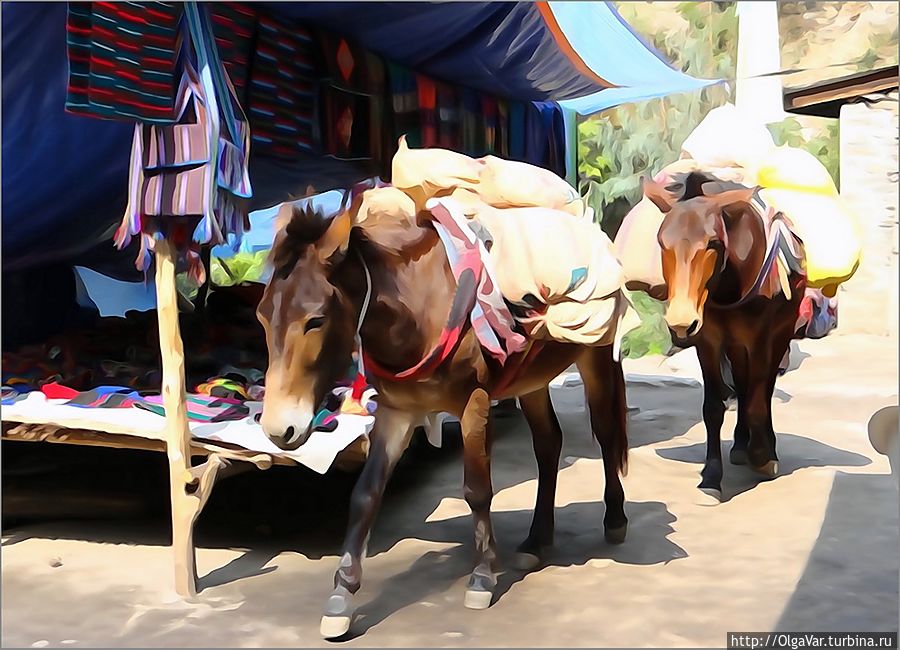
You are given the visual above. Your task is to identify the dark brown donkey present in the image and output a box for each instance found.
[257,199,629,638]
[642,172,806,502]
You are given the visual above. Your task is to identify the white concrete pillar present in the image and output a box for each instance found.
[735,1,786,125]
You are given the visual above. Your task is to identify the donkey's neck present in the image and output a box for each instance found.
[337,228,458,373]
[711,207,768,305]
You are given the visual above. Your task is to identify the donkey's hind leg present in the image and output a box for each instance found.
[513,387,563,570]
[321,407,415,639]
[577,345,629,544]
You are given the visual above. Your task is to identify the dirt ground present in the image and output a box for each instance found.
[2,333,898,648]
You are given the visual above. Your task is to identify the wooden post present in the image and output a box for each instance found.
[154,238,234,598]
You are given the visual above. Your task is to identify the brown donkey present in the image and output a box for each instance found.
[257,201,630,638]
[642,172,806,502]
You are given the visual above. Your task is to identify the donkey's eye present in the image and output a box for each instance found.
[304,316,326,333]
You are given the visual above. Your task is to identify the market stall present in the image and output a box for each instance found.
[1,0,717,597]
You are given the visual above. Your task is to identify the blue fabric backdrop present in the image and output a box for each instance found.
[1,1,717,274]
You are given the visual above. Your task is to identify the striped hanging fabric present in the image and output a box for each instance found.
[481,95,498,155]
[417,75,438,148]
[209,3,258,109]
[386,63,420,150]
[436,82,461,151]
[496,99,510,157]
[247,12,320,159]
[113,2,253,281]
[66,2,183,123]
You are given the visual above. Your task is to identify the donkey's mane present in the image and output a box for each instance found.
[269,203,333,279]
[670,170,751,202]
[268,196,434,279]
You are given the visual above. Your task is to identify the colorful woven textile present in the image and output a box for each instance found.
[195,376,251,400]
[525,102,567,177]
[431,199,525,363]
[508,101,526,160]
[318,31,386,162]
[321,87,372,161]
[496,100,510,157]
[365,52,390,170]
[114,2,252,276]
[65,2,183,123]
[460,88,483,156]
[63,386,142,409]
[247,12,319,159]
[137,393,250,422]
[386,63,420,149]
[481,95,498,155]
[209,3,258,109]
[1,386,30,407]
[436,82,461,151]
[417,75,438,148]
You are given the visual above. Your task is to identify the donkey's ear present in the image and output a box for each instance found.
[702,183,757,209]
[641,176,675,213]
[317,210,352,263]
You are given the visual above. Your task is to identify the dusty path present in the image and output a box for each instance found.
[2,333,897,647]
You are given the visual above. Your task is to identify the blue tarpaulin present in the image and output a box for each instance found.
[1,1,717,276]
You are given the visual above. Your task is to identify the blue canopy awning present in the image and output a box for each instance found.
[1,1,717,274]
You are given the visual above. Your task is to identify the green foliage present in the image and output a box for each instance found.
[620,291,673,359]
[211,251,269,286]
[580,2,738,239]
[767,117,841,188]
[175,273,198,300]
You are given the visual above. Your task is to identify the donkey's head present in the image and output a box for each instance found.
[643,175,756,342]
[257,201,358,449]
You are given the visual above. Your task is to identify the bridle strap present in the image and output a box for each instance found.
[354,248,372,377]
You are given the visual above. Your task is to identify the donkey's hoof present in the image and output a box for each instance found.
[752,460,779,478]
[511,551,542,571]
[729,448,748,465]
[320,615,352,639]
[697,486,723,505]
[464,588,494,610]
[322,587,355,638]
[604,523,628,545]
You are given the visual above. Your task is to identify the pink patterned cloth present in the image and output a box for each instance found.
[427,199,528,365]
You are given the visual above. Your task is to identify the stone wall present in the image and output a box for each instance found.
[838,90,899,338]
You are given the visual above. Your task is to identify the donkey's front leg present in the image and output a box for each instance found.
[696,338,729,502]
[321,408,415,639]
[460,388,498,610]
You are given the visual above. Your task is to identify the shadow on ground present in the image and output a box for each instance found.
[775,471,899,633]
[655,433,872,502]
[2,381,702,557]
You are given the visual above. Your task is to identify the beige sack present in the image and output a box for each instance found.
[391,136,585,217]
[464,200,627,345]
[681,103,775,172]
[390,135,481,208]
[475,155,583,217]
[354,185,417,226]
[614,196,667,291]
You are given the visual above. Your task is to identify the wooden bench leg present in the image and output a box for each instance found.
[155,239,275,597]
[154,238,208,598]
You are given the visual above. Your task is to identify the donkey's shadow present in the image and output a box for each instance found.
[346,498,685,638]
[655,432,871,502]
